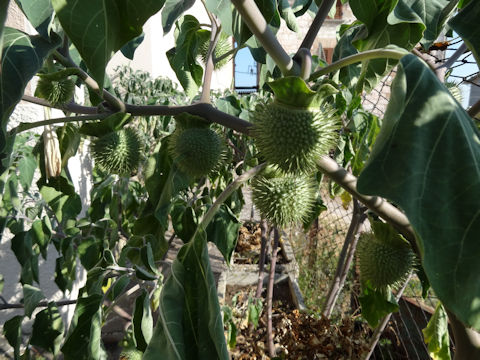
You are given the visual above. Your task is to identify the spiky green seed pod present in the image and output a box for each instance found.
[357,231,416,290]
[35,76,75,105]
[169,127,223,177]
[445,81,463,103]
[198,33,231,69]
[252,175,315,227]
[252,101,340,174]
[91,128,142,176]
[119,348,143,360]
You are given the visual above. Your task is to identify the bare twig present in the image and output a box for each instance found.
[255,219,269,298]
[322,198,367,318]
[267,226,280,358]
[21,95,100,114]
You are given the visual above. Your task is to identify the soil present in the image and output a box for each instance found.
[225,283,371,360]
[235,222,288,265]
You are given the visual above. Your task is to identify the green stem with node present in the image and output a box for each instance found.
[10,113,111,134]
[309,48,409,80]
[198,162,267,229]
[231,0,299,76]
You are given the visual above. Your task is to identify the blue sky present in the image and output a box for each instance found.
[234,47,257,88]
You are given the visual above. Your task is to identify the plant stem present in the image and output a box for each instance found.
[200,1,220,103]
[315,156,418,253]
[0,299,77,310]
[297,0,336,53]
[446,309,480,360]
[231,0,299,76]
[322,199,367,318]
[11,113,110,134]
[297,48,312,80]
[267,226,280,358]
[53,51,126,112]
[199,162,266,229]
[255,219,268,298]
[309,48,408,80]
[21,95,100,114]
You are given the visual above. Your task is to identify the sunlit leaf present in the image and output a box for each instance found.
[423,303,451,360]
[51,0,166,87]
[23,284,45,318]
[144,231,229,360]
[358,54,480,330]
[133,289,153,352]
[14,0,54,39]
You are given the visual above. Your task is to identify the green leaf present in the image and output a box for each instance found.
[359,283,399,328]
[61,294,106,360]
[79,113,132,137]
[0,0,9,57]
[14,0,54,39]
[30,217,52,259]
[144,231,229,360]
[0,274,4,294]
[171,203,197,242]
[449,0,480,65]
[3,315,24,359]
[108,274,130,301]
[78,236,103,270]
[23,284,45,318]
[167,15,204,98]
[51,0,166,88]
[333,24,362,88]
[278,0,299,32]
[162,0,196,34]
[133,289,153,352]
[17,153,36,191]
[357,54,480,330]
[30,302,64,355]
[268,76,336,108]
[120,33,145,60]
[0,28,60,174]
[206,204,241,264]
[140,243,160,276]
[11,231,39,284]
[423,303,451,360]
[40,184,81,224]
[349,0,424,91]
[57,123,81,168]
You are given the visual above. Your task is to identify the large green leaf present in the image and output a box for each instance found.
[30,302,64,355]
[132,289,153,352]
[349,0,424,90]
[61,294,106,360]
[449,0,480,65]
[359,283,399,328]
[357,54,480,330]
[206,204,241,264]
[167,15,203,98]
[388,0,454,49]
[23,284,45,318]
[14,0,54,39]
[51,0,166,87]
[3,315,23,359]
[0,27,59,174]
[143,231,229,360]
